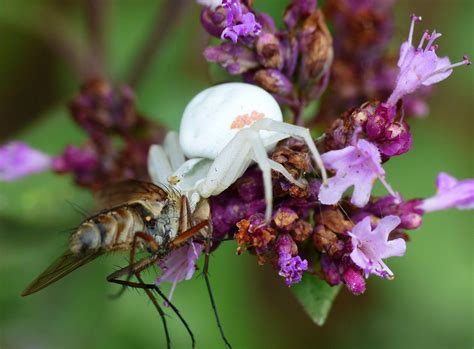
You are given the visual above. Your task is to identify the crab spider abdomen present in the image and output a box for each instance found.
[179,82,283,159]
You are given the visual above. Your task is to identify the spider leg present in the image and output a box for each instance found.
[246,129,274,221]
[109,231,159,299]
[251,118,328,184]
[107,258,196,349]
[194,128,299,221]
[107,262,171,349]
[267,159,305,188]
[196,129,254,197]
[202,222,232,349]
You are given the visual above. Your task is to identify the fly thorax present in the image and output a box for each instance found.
[141,200,165,217]
[152,202,180,245]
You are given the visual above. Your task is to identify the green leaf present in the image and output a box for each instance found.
[291,273,341,326]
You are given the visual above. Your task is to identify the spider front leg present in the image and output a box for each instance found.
[196,128,304,221]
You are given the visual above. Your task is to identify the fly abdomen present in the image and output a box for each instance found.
[69,206,146,255]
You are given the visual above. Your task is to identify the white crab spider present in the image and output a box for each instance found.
[148,83,327,221]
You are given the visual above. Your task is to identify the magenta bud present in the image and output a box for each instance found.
[400,212,422,230]
[378,122,412,157]
[343,267,366,295]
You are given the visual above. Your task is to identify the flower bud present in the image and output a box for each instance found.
[320,254,341,286]
[256,33,284,69]
[253,69,293,96]
[276,234,298,256]
[204,43,259,75]
[283,0,317,29]
[200,7,227,37]
[378,122,412,157]
[281,35,298,76]
[299,10,333,87]
[343,267,366,295]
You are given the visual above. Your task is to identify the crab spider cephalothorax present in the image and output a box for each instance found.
[148,83,327,221]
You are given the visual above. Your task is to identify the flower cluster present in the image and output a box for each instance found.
[199,0,333,125]
[1,0,472,301]
[198,1,472,295]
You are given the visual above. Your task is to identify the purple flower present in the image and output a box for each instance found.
[156,242,204,301]
[221,0,261,43]
[419,172,474,212]
[387,14,471,105]
[278,253,308,286]
[0,142,52,181]
[349,216,406,279]
[276,234,307,286]
[318,139,397,207]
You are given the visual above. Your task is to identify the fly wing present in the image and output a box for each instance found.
[94,180,170,209]
[21,251,102,296]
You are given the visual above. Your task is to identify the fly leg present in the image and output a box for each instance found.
[202,222,232,349]
[109,231,158,299]
[107,256,196,349]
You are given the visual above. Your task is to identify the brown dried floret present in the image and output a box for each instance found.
[315,207,354,234]
[235,218,277,254]
[273,207,299,229]
[313,225,344,257]
[291,220,312,242]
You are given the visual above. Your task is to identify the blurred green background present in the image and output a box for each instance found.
[0,1,472,348]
